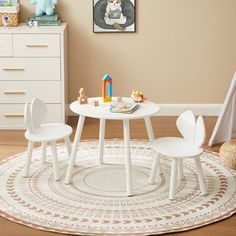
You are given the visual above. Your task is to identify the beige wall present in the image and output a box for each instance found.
[20,0,236,103]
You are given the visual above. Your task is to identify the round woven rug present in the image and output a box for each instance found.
[0,140,235,235]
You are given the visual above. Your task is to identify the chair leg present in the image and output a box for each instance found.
[64,136,71,157]
[41,142,47,164]
[194,156,207,195]
[178,159,184,180]
[23,141,34,177]
[148,152,162,184]
[144,116,155,142]
[51,141,60,181]
[169,158,178,200]
[157,154,163,175]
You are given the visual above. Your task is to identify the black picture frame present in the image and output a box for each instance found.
[93,0,136,33]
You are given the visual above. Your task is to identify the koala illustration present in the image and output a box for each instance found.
[104,0,127,29]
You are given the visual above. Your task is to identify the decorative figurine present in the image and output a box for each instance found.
[31,0,58,16]
[92,100,99,107]
[131,90,145,102]
[78,88,88,104]
[117,97,123,102]
[102,74,112,102]
[27,18,35,27]
[2,15,9,27]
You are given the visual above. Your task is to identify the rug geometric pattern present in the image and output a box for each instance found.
[0,140,235,235]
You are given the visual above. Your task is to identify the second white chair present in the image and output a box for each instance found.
[148,110,207,200]
[23,98,73,181]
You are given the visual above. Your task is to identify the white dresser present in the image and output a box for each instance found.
[0,23,68,129]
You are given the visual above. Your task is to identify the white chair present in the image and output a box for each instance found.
[23,98,72,181]
[148,110,207,200]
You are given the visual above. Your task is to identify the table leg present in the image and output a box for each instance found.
[64,115,85,185]
[98,118,106,164]
[123,119,133,196]
[144,116,155,142]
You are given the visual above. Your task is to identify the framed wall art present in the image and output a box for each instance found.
[93,0,136,33]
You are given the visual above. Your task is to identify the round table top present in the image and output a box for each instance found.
[70,97,160,120]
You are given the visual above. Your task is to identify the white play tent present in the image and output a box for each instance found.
[209,72,236,146]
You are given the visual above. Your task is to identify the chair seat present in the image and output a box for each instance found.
[151,137,203,158]
[25,123,73,142]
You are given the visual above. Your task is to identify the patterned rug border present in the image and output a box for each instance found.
[0,139,235,236]
[0,208,235,236]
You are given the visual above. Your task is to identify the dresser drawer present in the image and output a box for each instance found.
[0,104,62,129]
[0,34,12,57]
[0,81,61,103]
[13,34,60,57]
[0,58,60,81]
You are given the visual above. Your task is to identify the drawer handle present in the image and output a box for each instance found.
[25,44,48,48]
[4,113,24,118]
[3,68,25,71]
[4,91,25,95]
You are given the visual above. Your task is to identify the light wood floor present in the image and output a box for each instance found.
[0,116,235,236]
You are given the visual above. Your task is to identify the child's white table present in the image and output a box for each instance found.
[64,97,160,196]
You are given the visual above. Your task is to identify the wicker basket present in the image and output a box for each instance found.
[219,140,236,169]
[0,3,20,27]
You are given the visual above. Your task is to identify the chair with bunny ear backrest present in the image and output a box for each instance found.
[31,98,47,130]
[24,103,32,133]
[149,110,207,200]
[176,110,196,144]
[23,98,73,181]
[195,116,206,148]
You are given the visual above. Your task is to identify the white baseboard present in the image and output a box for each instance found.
[67,104,222,116]
[157,104,222,116]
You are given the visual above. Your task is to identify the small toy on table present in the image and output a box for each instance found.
[92,100,99,107]
[102,74,112,102]
[131,90,145,102]
[78,88,88,104]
